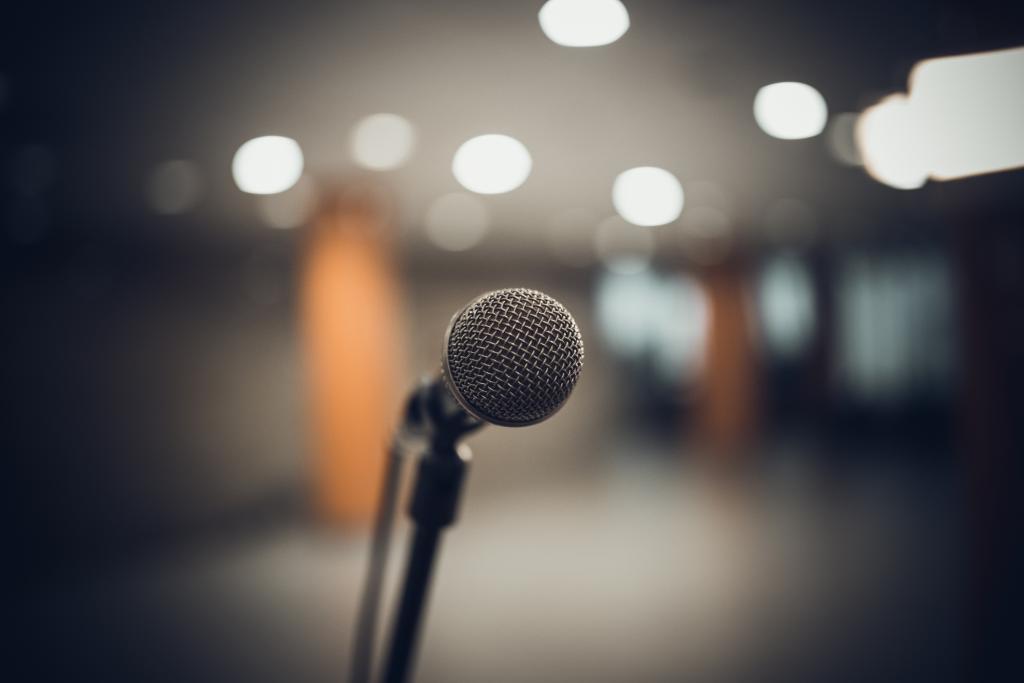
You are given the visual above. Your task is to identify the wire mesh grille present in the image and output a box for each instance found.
[443,288,584,426]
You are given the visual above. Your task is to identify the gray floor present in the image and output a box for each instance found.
[18,443,962,683]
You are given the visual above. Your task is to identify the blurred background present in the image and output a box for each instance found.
[5,1,1023,681]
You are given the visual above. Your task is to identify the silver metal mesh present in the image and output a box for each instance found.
[443,288,584,426]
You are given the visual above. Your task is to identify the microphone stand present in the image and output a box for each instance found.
[380,383,480,683]
[349,439,405,683]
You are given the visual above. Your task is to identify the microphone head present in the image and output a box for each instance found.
[442,288,585,427]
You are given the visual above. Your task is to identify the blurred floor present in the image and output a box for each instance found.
[16,437,961,683]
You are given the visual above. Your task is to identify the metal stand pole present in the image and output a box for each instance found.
[381,444,469,683]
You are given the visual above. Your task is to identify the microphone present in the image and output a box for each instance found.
[403,287,585,441]
[353,288,584,683]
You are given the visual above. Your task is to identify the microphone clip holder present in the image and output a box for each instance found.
[401,376,482,453]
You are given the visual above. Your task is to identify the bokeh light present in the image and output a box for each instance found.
[612,166,684,227]
[452,134,532,194]
[350,113,416,171]
[147,160,202,215]
[854,47,1024,189]
[909,46,1024,181]
[754,82,828,140]
[758,254,816,358]
[595,215,655,274]
[538,0,630,47]
[855,94,928,190]
[424,192,490,251]
[232,135,304,195]
[596,270,709,384]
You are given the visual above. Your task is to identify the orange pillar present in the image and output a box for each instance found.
[699,263,759,459]
[301,189,403,527]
